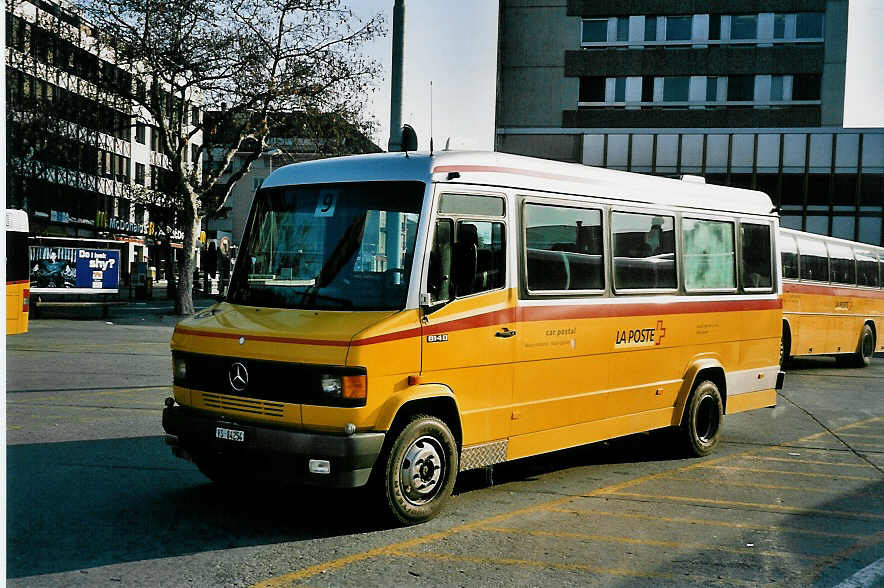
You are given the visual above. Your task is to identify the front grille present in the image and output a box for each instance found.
[201,392,285,418]
[173,351,367,407]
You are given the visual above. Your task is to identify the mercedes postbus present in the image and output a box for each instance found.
[780,228,884,366]
[163,151,784,524]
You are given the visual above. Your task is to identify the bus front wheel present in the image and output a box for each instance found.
[380,414,458,525]
[680,380,724,457]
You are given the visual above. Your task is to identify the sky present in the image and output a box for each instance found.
[352,1,884,152]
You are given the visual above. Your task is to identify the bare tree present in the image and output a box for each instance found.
[78,0,383,314]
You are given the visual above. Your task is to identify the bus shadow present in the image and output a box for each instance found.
[456,429,686,493]
[7,436,388,578]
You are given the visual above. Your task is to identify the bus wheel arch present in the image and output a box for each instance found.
[853,322,876,368]
[385,393,463,451]
[676,360,727,419]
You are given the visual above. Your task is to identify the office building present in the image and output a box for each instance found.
[496,0,883,245]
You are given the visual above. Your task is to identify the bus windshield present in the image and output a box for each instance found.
[228,181,424,310]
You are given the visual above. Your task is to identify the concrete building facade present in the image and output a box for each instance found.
[496,0,884,245]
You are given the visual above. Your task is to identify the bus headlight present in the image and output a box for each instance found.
[173,357,187,383]
[320,374,367,402]
[320,375,343,397]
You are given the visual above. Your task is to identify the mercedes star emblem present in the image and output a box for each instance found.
[228,362,249,392]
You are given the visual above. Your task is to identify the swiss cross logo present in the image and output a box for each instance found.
[655,320,666,346]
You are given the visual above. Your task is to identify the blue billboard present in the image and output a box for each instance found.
[30,246,120,294]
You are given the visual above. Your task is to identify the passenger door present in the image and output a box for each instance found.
[420,193,515,448]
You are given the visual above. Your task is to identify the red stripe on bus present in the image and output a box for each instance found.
[174,327,350,347]
[175,298,778,347]
[784,282,884,299]
[6,279,30,286]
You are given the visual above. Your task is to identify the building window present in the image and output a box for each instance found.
[773,14,786,39]
[135,123,146,144]
[582,19,608,43]
[727,75,755,102]
[708,15,721,40]
[641,76,654,102]
[614,77,626,103]
[665,16,692,41]
[662,77,689,102]
[644,16,657,41]
[770,76,785,101]
[135,163,145,185]
[796,13,823,38]
[579,76,606,103]
[191,144,201,165]
[191,105,200,125]
[730,15,758,40]
[616,17,629,42]
[792,74,821,100]
[706,77,719,102]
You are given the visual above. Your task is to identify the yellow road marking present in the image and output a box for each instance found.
[544,507,871,540]
[744,455,875,468]
[384,550,759,587]
[603,492,884,521]
[476,526,826,560]
[251,414,884,587]
[660,476,884,496]
[700,465,882,482]
[839,433,884,440]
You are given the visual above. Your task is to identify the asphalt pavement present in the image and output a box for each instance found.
[5,310,884,587]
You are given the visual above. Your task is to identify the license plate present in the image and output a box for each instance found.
[215,427,245,442]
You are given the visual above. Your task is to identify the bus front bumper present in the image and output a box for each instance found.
[162,403,385,488]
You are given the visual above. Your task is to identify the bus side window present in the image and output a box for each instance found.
[781,235,799,279]
[453,221,505,297]
[740,223,772,289]
[428,219,453,303]
[612,211,676,290]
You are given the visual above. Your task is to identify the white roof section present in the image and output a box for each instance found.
[780,227,884,254]
[263,151,776,216]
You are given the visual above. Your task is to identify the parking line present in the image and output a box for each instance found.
[383,550,759,587]
[250,414,884,587]
[743,455,877,468]
[603,492,884,521]
[699,465,882,482]
[476,526,827,560]
[543,507,872,540]
[660,476,884,496]
[839,433,884,440]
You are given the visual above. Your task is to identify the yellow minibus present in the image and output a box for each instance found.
[780,228,884,366]
[163,152,784,524]
[6,209,30,335]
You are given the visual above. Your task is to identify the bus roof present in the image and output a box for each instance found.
[263,151,776,217]
[5,208,29,233]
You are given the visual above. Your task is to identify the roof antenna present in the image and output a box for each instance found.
[429,80,434,155]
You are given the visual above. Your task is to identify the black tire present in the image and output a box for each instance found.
[379,414,458,525]
[846,324,875,368]
[780,327,791,368]
[680,380,724,457]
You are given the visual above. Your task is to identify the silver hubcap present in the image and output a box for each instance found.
[400,436,445,505]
